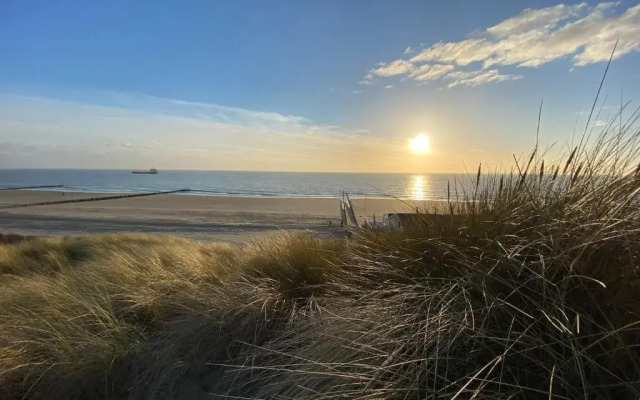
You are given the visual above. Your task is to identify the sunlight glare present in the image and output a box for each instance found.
[410,175,427,200]
[410,134,431,155]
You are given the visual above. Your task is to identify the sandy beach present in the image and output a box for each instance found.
[0,190,444,242]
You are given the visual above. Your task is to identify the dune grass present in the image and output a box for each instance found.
[1,122,640,398]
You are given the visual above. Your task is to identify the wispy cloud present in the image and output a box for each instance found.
[0,92,410,172]
[364,2,640,88]
[408,64,455,81]
[373,60,415,77]
[486,3,588,38]
[589,119,607,127]
[447,69,524,88]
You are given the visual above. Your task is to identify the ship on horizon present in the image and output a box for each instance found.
[132,168,158,174]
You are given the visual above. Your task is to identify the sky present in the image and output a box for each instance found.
[1,0,639,172]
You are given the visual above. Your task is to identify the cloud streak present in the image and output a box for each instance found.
[0,92,417,172]
[365,2,640,88]
[446,69,524,88]
[408,64,455,81]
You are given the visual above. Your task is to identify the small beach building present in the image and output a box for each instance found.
[385,213,422,229]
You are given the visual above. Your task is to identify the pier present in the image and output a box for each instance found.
[0,185,64,191]
[0,189,191,210]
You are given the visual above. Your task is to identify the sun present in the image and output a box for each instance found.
[409,134,431,155]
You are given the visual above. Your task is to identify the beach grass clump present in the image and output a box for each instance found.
[0,233,345,399]
[1,121,640,398]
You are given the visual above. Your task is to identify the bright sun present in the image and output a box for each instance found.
[409,134,431,155]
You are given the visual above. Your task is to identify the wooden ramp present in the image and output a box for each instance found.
[339,192,360,229]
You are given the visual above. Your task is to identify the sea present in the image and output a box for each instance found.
[0,170,476,200]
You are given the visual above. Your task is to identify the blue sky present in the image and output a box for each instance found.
[1,0,639,172]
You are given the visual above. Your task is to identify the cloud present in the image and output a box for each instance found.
[447,69,524,88]
[409,39,495,66]
[408,64,455,81]
[573,3,640,65]
[362,2,640,88]
[372,60,415,77]
[165,96,310,126]
[486,3,588,38]
[359,72,375,85]
[479,2,628,68]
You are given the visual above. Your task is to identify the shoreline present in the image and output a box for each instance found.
[14,187,452,201]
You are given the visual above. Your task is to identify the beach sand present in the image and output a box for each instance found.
[0,190,446,242]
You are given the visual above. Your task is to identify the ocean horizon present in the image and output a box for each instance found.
[0,169,479,200]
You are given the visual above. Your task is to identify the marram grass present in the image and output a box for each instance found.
[1,125,640,399]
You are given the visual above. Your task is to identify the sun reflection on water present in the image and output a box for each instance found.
[409,175,428,200]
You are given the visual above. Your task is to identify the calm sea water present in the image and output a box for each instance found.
[0,170,475,200]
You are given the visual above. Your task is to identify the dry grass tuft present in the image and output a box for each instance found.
[0,233,345,399]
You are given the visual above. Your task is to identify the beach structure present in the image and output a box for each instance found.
[0,188,190,210]
[384,213,422,230]
[340,192,360,228]
[0,185,64,191]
